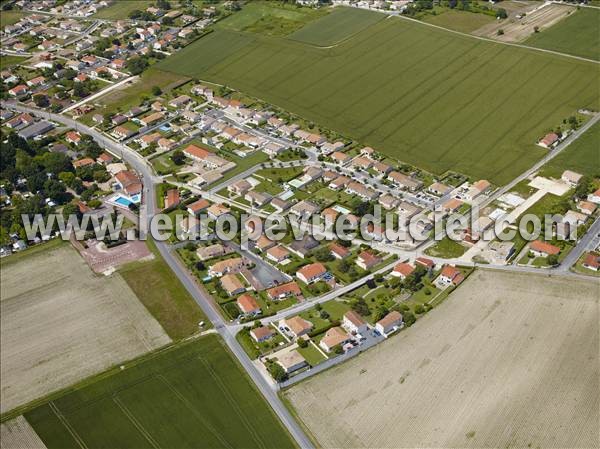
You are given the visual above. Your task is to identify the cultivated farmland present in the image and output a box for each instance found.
[525,8,600,61]
[285,270,599,448]
[0,244,170,414]
[24,335,296,449]
[159,16,599,184]
[288,7,385,46]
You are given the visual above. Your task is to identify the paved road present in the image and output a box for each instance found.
[558,216,600,271]
[5,102,316,449]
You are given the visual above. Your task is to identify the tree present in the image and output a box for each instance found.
[547,254,559,266]
[126,57,148,76]
[497,29,504,36]
[33,93,49,107]
[403,310,416,327]
[320,310,330,320]
[162,16,174,25]
[414,304,425,314]
[351,298,370,316]
[333,345,344,355]
[533,25,539,33]
[314,246,334,262]
[171,150,186,165]
[267,362,287,382]
[151,85,162,96]
[297,338,308,348]
[574,175,591,199]
[496,8,507,18]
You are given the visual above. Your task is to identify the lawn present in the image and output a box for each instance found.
[297,344,328,367]
[422,9,496,33]
[157,17,599,185]
[216,1,327,36]
[0,10,23,27]
[0,54,28,68]
[425,236,468,258]
[288,7,385,46]
[207,150,269,189]
[538,120,600,178]
[94,68,189,116]
[119,239,207,340]
[93,0,154,19]
[24,335,296,449]
[525,8,600,61]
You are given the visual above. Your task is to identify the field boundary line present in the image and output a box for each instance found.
[196,356,268,449]
[392,14,599,64]
[112,395,160,449]
[48,402,88,449]
[155,374,235,449]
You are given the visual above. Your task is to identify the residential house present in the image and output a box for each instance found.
[329,175,351,191]
[165,189,180,209]
[587,188,600,205]
[319,327,351,353]
[26,76,45,87]
[207,203,231,219]
[442,198,464,214]
[245,190,272,207]
[356,251,381,270]
[297,262,327,284]
[351,156,372,170]
[391,262,415,279]
[97,153,114,165]
[373,161,391,175]
[582,252,600,271]
[437,265,464,287]
[280,316,313,339]
[115,170,142,195]
[331,151,351,165]
[562,170,583,187]
[187,198,210,215]
[197,243,231,261]
[138,132,161,148]
[250,326,274,343]
[140,112,164,127]
[465,180,491,201]
[112,126,135,140]
[415,257,435,270]
[65,131,82,145]
[379,193,399,210]
[346,181,378,200]
[229,179,252,195]
[538,132,559,149]
[329,242,351,260]
[375,311,403,336]
[209,257,249,277]
[289,235,319,258]
[221,274,245,296]
[342,310,368,335]
[169,95,192,108]
[237,294,261,316]
[256,235,276,252]
[276,350,307,374]
[266,245,291,264]
[530,240,561,257]
[158,138,175,151]
[577,200,597,216]
[388,171,423,191]
[267,282,303,301]
[289,200,320,219]
[429,182,452,196]
[8,85,28,97]
[73,157,95,168]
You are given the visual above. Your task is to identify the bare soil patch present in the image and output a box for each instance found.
[78,239,153,274]
[286,270,599,448]
[0,245,171,414]
[0,416,46,449]
[474,3,574,42]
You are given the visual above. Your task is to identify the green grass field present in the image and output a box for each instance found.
[119,239,207,340]
[0,10,23,27]
[422,9,495,33]
[216,1,327,36]
[93,0,154,19]
[539,121,600,178]
[24,335,295,449]
[525,8,600,61]
[158,17,599,185]
[288,7,384,46]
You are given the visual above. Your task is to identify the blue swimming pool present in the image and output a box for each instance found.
[112,193,141,207]
[114,196,133,207]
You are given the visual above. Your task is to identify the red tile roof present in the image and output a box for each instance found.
[530,240,560,256]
